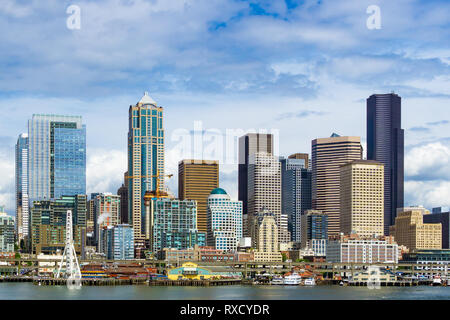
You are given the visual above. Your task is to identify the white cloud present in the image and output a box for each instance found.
[405,180,450,209]
[86,148,127,195]
[0,153,15,213]
[405,142,450,179]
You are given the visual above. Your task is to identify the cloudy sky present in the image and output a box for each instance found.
[0,0,449,215]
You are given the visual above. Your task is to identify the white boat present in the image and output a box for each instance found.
[284,273,302,285]
[303,278,316,286]
[271,276,284,285]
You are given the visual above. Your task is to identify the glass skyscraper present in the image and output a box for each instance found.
[28,114,86,202]
[367,93,404,234]
[128,92,165,249]
[15,133,29,243]
[280,155,312,244]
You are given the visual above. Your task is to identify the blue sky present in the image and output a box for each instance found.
[0,0,449,214]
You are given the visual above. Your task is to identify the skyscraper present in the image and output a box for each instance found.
[206,188,243,252]
[238,133,273,217]
[15,133,29,244]
[252,208,282,262]
[117,171,129,224]
[28,114,86,202]
[178,159,219,233]
[312,134,362,236]
[301,209,328,256]
[367,93,404,234]
[127,92,165,249]
[248,152,289,245]
[280,155,312,243]
[340,160,384,238]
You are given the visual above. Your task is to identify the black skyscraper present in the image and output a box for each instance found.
[238,133,273,226]
[367,93,404,235]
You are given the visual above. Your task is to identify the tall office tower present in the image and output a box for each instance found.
[300,210,328,256]
[128,92,165,249]
[312,134,362,236]
[178,159,219,233]
[150,198,205,253]
[390,207,442,251]
[367,93,404,234]
[30,195,87,254]
[94,193,121,250]
[0,206,15,253]
[288,153,309,169]
[28,114,86,203]
[253,208,282,262]
[340,160,385,238]
[238,133,273,231]
[280,156,312,243]
[248,152,289,245]
[15,133,29,244]
[206,188,243,252]
[117,171,129,224]
[424,207,450,249]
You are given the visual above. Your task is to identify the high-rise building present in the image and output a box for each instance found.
[117,172,129,224]
[253,208,282,262]
[280,155,312,243]
[30,195,87,254]
[127,92,165,249]
[99,224,134,260]
[238,133,273,226]
[86,193,100,247]
[312,134,362,236]
[340,160,384,238]
[300,209,328,256]
[288,153,309,169]
[424,208,450,249]
[150,198,205,253]
[248,152,289,246]
[367,93,404,234]
[15,133,29,244]
[178,159,219,233]
[206,188,243,252]
[389,207,442,251]
[28,114,86,203]
[0,206,15,253]
[94,193,121,251]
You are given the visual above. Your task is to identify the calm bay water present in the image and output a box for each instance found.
[1,283,450,300]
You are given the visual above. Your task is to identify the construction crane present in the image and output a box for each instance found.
[125,172,173,198]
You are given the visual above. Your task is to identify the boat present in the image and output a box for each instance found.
[284,272,302,285]
[432,275,442,286]
[271,276,284,285]
[303,278,316,286]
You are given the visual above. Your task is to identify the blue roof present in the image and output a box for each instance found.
[210,188,227,195]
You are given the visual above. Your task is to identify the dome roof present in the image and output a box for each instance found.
[210,188,227,195]
[138,91,157,106]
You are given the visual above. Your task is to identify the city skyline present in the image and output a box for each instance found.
[0,0,450,214]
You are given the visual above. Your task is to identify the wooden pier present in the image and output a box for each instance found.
[32,277,147,286]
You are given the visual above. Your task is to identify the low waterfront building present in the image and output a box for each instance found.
[401,249,450,274]
[159,245,252,262]
[167,262,240,280]
[206,188,243,252]
[389,206,442,251]
[326,234,399,264]
[0,206,15,253]
[350,268,397,284]
[37,253,63,276]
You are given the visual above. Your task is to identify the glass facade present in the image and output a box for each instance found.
[15,133,29,241]
[280,157,312,243]
[151,198,204,252]
[0,207,15,252]
[128,93,165,245]
[28,114,86,203]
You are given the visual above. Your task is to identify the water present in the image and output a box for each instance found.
[1,283,450,300]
